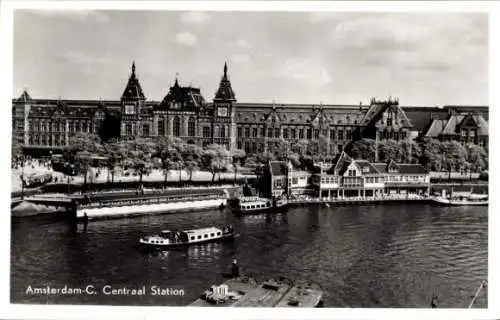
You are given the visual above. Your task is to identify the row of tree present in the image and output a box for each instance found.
[12,134,488,185]
[64,133,247,187]
[241,137,488,174]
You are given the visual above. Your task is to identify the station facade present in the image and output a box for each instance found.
[12,62,489,156]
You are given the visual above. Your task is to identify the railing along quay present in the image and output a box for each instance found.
[286,195,430,206]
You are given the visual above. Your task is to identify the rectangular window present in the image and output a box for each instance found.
[252,128,257,138]
[291,128,296,139]
[220,126,226,138]
[283,128,288,139]
[203,126,211,138]
[260,127,265,137]
[346,129,351,140]
[299,128,304,139]
[268,128,273,138]
[330,129,335,140]
[158,120,165,136]
[126,123,133,136]
[237,127,242,137]
[275,128,280,138]
[338,130,344,140]
[307,128,312,139]
[338,144,343,153]
[245,127,250,138]
[143,124,150,137]
[314,129,319,139]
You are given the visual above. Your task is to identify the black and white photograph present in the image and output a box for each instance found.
[2,1,497,319]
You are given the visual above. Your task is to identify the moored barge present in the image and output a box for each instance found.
[231,197,288,215]
[190,276,323,307]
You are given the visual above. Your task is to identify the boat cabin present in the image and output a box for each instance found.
[239,199,272,211]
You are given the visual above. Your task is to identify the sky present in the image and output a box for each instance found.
[13,10,488,106]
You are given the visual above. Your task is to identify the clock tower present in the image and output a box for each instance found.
[213,62,237,150]
[120,61,146,139]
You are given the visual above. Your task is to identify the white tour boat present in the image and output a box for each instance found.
[139,225,237,249]
[232,197,288,215]
[432,196,488,206]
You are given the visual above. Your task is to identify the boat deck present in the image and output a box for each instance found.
[189,277,259,307]
[231,278,293,307]
[190,277,323,308]
[274,280,323,308]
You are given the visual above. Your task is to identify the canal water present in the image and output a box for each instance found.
[11,203,488,308]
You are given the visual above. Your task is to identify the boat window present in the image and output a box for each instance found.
[210,233,215,237]
[217,232,221,236]
[204,234,208,238]
[251,205,255,209]
[197,235,201,239]
[190,237,195,240]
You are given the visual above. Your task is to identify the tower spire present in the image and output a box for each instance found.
[224,61,228,79]
[131,61,136,77]
[175,72,179,86]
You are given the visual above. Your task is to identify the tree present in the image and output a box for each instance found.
[378,139,402,163]
[122,138,155,184]
[465,144,487,174]
[155,137,177,186]
[230,148,246,185]
[202,144,230,182]
[102,139,124,183]
[418,138,442,171]
[398,140,422,164]
[292,139,309,155]
[66,133,103,191]
[345,139,376,162]
[185,160,199,182]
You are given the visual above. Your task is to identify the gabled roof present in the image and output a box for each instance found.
[354,160,380,175]
[214,62,236,101]
[371,162,427,174]
[121,62,146,101]
[269,161,287,176]
[423,119,447,137]
[442,115,465,135]
[157,79,205,110]
[360,100,413,129]
[328,151,353,175]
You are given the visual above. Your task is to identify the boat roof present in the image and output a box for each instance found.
[184,227,222,234]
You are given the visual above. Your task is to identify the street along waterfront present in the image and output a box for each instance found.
[11,203,487,308]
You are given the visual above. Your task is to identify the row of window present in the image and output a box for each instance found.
[28,134,66,146]
[236,140,346,154]
[318,175,424,184]
[237,126,353,140]
[190,232,221,241]
[29,120,99,134]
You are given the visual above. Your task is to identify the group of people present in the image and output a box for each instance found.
[222,224,233,234]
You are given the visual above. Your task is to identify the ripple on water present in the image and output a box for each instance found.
[10,204,488,307]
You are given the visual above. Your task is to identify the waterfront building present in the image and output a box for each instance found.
[12,61,489,156]
[264,151,430,199]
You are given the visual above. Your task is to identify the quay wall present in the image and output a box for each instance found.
[77,199,227,221]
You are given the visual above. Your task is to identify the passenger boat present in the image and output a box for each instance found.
[139,225,237,249]
[232,197,288,215]
[432,196,488,206]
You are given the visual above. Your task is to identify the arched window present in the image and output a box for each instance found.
[173,116,181,137]
[188,117,196,137]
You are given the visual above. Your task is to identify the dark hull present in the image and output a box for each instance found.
[138,233,237,251]
[233,205,288,216]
